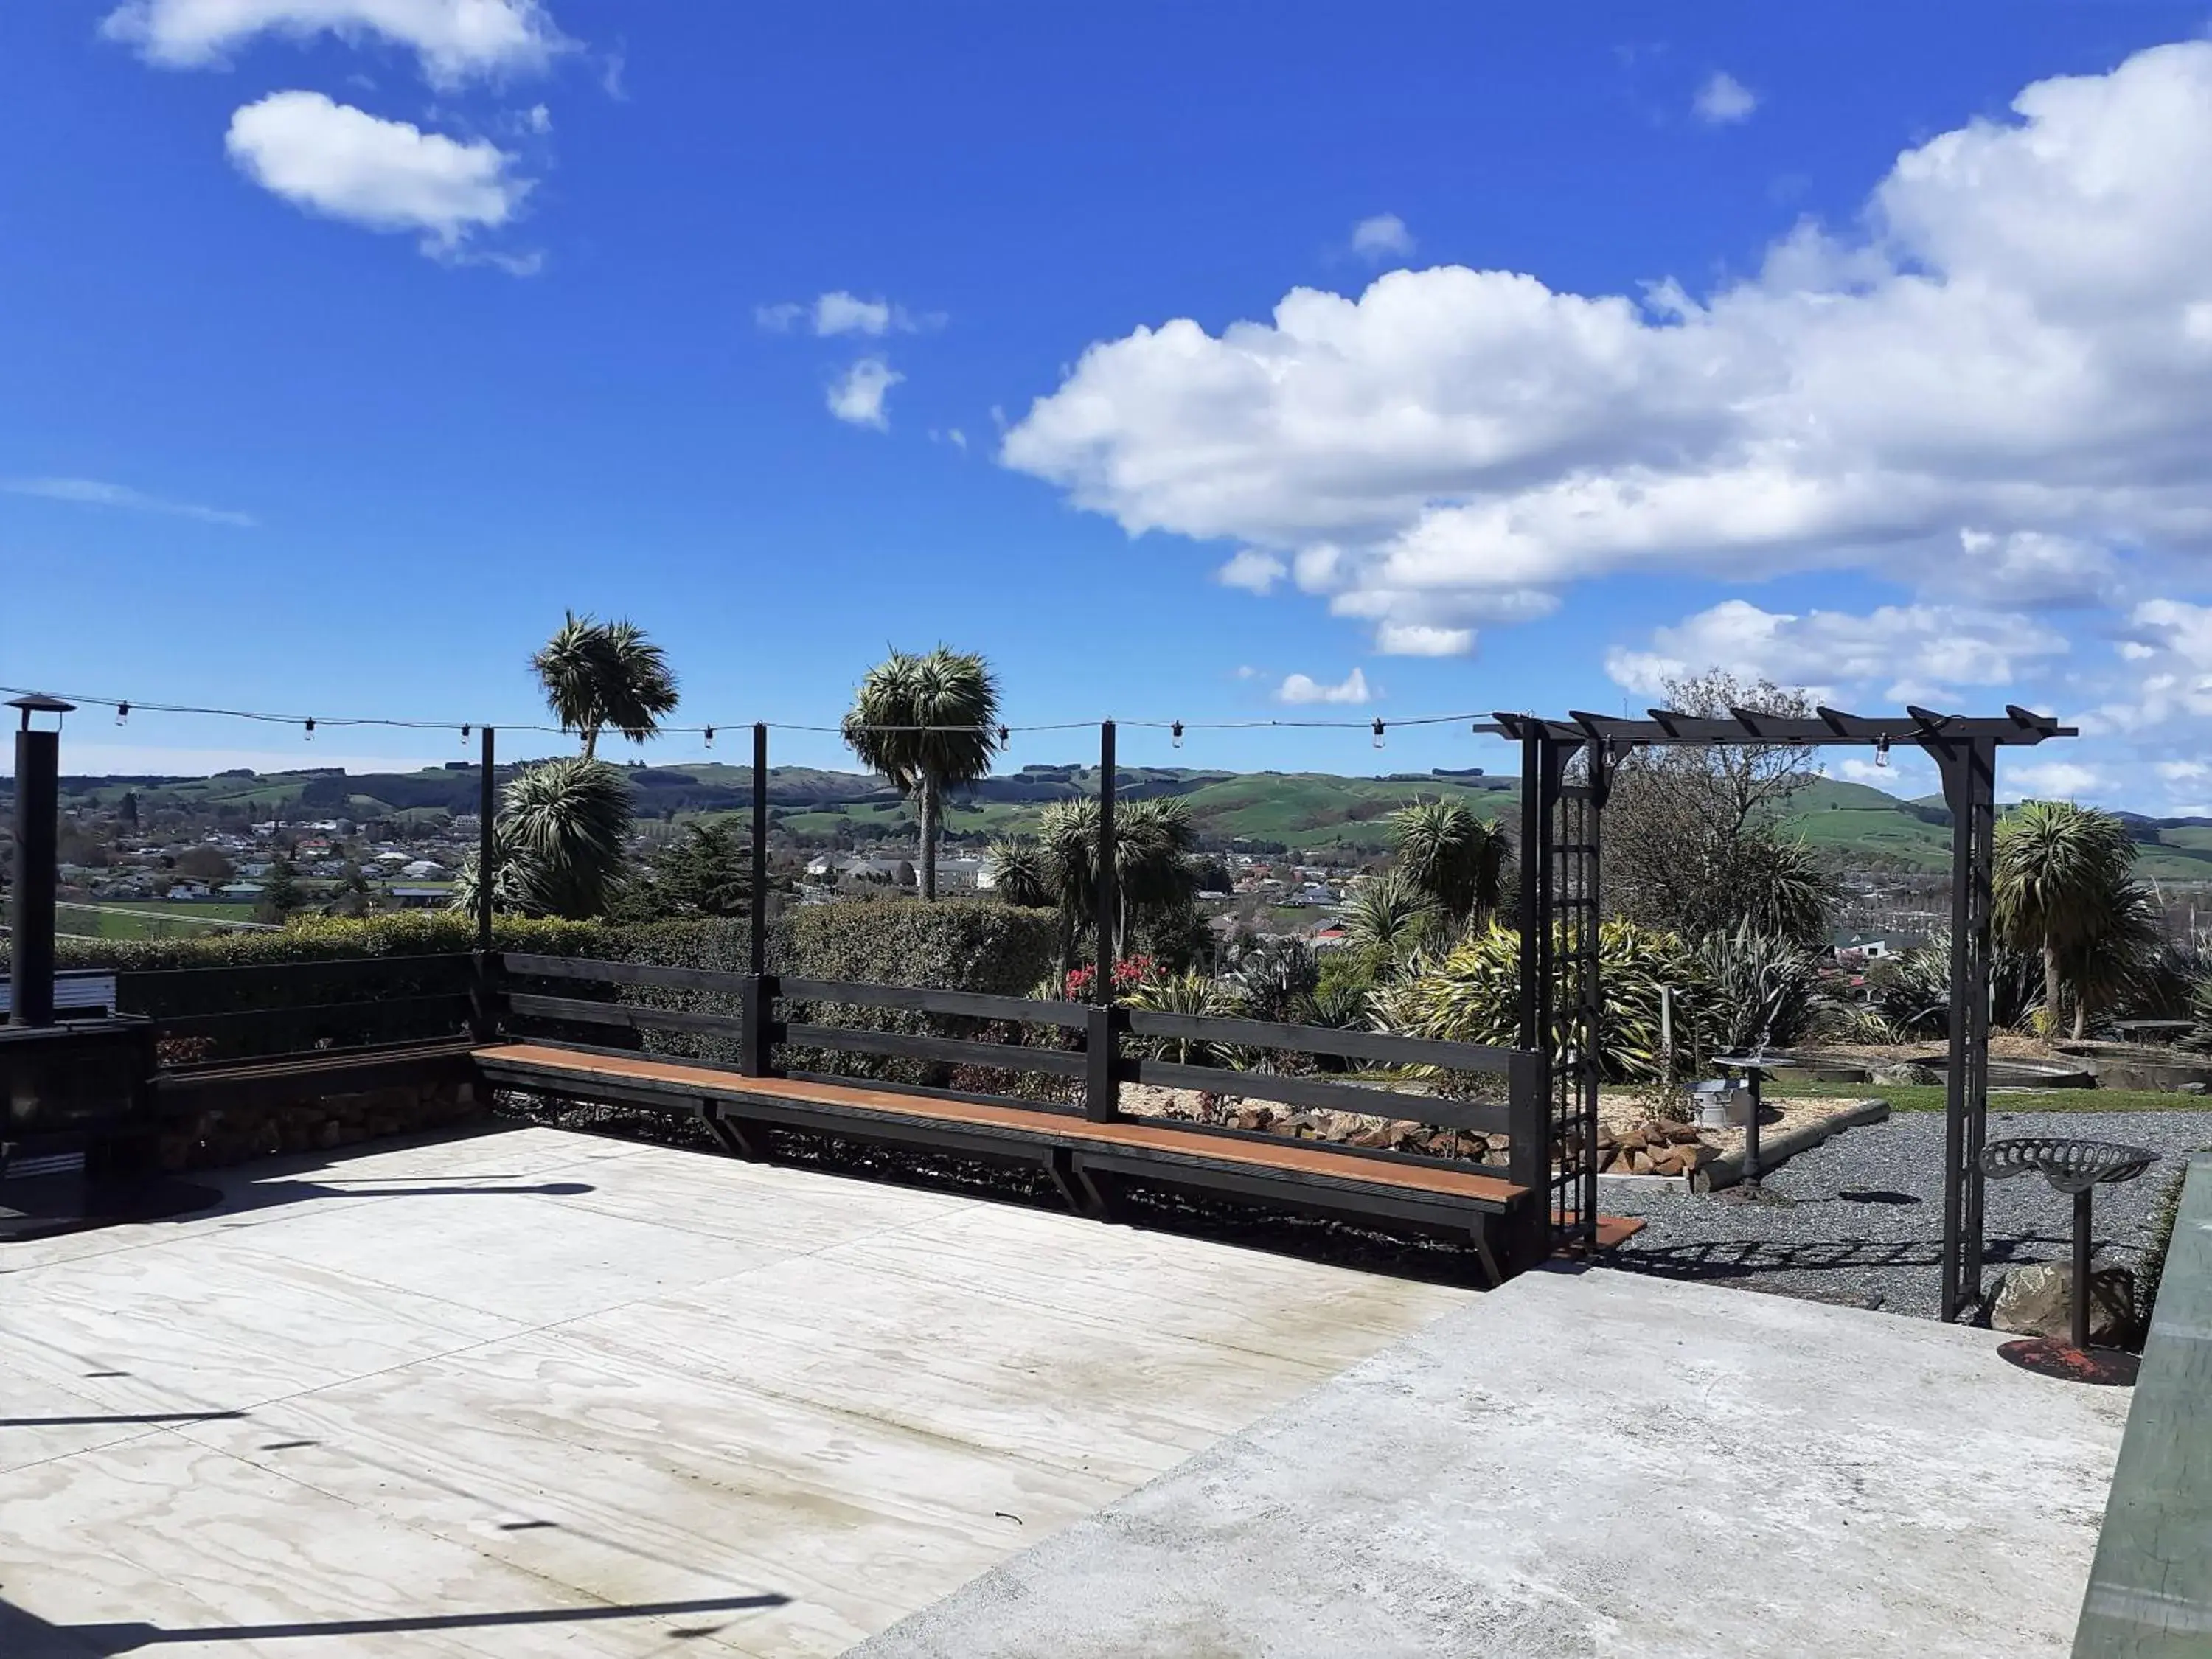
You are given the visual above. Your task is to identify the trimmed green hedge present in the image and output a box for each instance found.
[597,901,1063,1090]
[66,902,1062,1093]
[55,913,609,971]
[781,900,1066,1093]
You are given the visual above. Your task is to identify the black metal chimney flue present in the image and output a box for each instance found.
[8,693,72,1027]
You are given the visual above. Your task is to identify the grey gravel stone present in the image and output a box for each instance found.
[1606,1106,2212,1320]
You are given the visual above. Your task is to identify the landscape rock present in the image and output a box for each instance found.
[1989,1261,2137,1345]
[1874,1062,1941,1086]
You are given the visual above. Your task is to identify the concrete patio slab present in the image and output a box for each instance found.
[0,1123,1470,1657]
[852,1265,2133,1659]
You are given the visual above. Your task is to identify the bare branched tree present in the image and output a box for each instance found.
[1604,669,1837,945]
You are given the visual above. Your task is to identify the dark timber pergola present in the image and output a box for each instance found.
[1481,703,2074,1322]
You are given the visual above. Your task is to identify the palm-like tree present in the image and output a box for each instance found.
[530,613,681,759]
[454,757,636,921]
[1036,797,1102,971]
[1232,935,1320,1026]
[984,835,1054,908]
[1994,799,2143,1038]
[1343,867,1436,962]
[1388,799,1512,931]
[1023,793,1200,970]
[1114,797,1199,950]
[842,647,1002,900]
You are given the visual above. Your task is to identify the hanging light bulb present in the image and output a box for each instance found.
[1371,718,1386,751]
[304,718,316,741]
[461,723,471,743]
[114,700,130,726]
[1171,720,1184,748]
[703,725,714,748]
[997,724,1009,746]
[1875,735,1891,769]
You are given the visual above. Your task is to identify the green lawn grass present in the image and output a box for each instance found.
[59,900,259,940]
[1770,1078,2209,1114]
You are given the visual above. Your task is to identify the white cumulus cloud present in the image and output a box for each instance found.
[1603,599,2069,704]
[1217,549,1287,593]
[1350,213,1413,260]
[758,292,936,337]
[2005,759,2109,801]
[827,358,902,430]
[815,291,894,335]
[102,0,568,86]
[1001,41,2212,653]
[1375,622,1473,656]
[225,91,529,256]
[1278,667,1371,706]
[1693,71,1758,125]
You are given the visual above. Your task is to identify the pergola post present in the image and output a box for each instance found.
[1931,735,1997,1321]
[1517,728,1545,1054]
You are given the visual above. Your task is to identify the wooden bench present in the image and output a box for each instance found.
[474,1041,1557,1282]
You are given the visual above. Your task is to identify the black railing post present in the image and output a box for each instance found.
[1084,1003,1123,1123]
[476,725,496,952]
[1085,720,1121,1121]
[8,695,72,1029]
[751,722,769,978]
[1095,720,1117,990]
[470,724,497,1043]
[740,972,777,1077]
[744,722,774,1078]
[1503,1050,1551,1270]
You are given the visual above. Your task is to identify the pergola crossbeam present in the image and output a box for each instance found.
[1477,707,2071,748]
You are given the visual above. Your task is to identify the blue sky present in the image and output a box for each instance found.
[4,2,2211,804]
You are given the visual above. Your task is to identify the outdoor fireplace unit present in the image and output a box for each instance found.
[2,694,156,1167]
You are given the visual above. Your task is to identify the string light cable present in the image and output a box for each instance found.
[0,684,1510,745]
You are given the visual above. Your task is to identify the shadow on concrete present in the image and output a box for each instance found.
[1609,1231,2078,1284]
[1,1174,599,1247]
[503,1097,1500,1290]
[0,1411,244,1428]
[1,1591,791,1655]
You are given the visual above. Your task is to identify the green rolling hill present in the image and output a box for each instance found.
[35,760,2212,873]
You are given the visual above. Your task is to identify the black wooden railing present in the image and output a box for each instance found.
[495,952,1548,1180]
[119,953,478,1065]
[101,950,1551,1187]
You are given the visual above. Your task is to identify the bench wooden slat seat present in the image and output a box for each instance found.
[475,1042,1543,1274]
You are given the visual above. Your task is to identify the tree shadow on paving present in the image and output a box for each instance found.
[1611,1231,2080,1284]
[1,1592,790,1656]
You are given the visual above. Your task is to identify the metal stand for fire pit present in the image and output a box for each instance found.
[1978,1137,2157,1360]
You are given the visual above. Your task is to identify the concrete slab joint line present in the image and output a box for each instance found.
[849,1265,2129,1659]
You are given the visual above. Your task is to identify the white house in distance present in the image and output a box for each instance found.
[400,859,448,880]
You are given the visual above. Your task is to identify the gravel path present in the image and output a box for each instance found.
[1607,1106,2212,1319]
